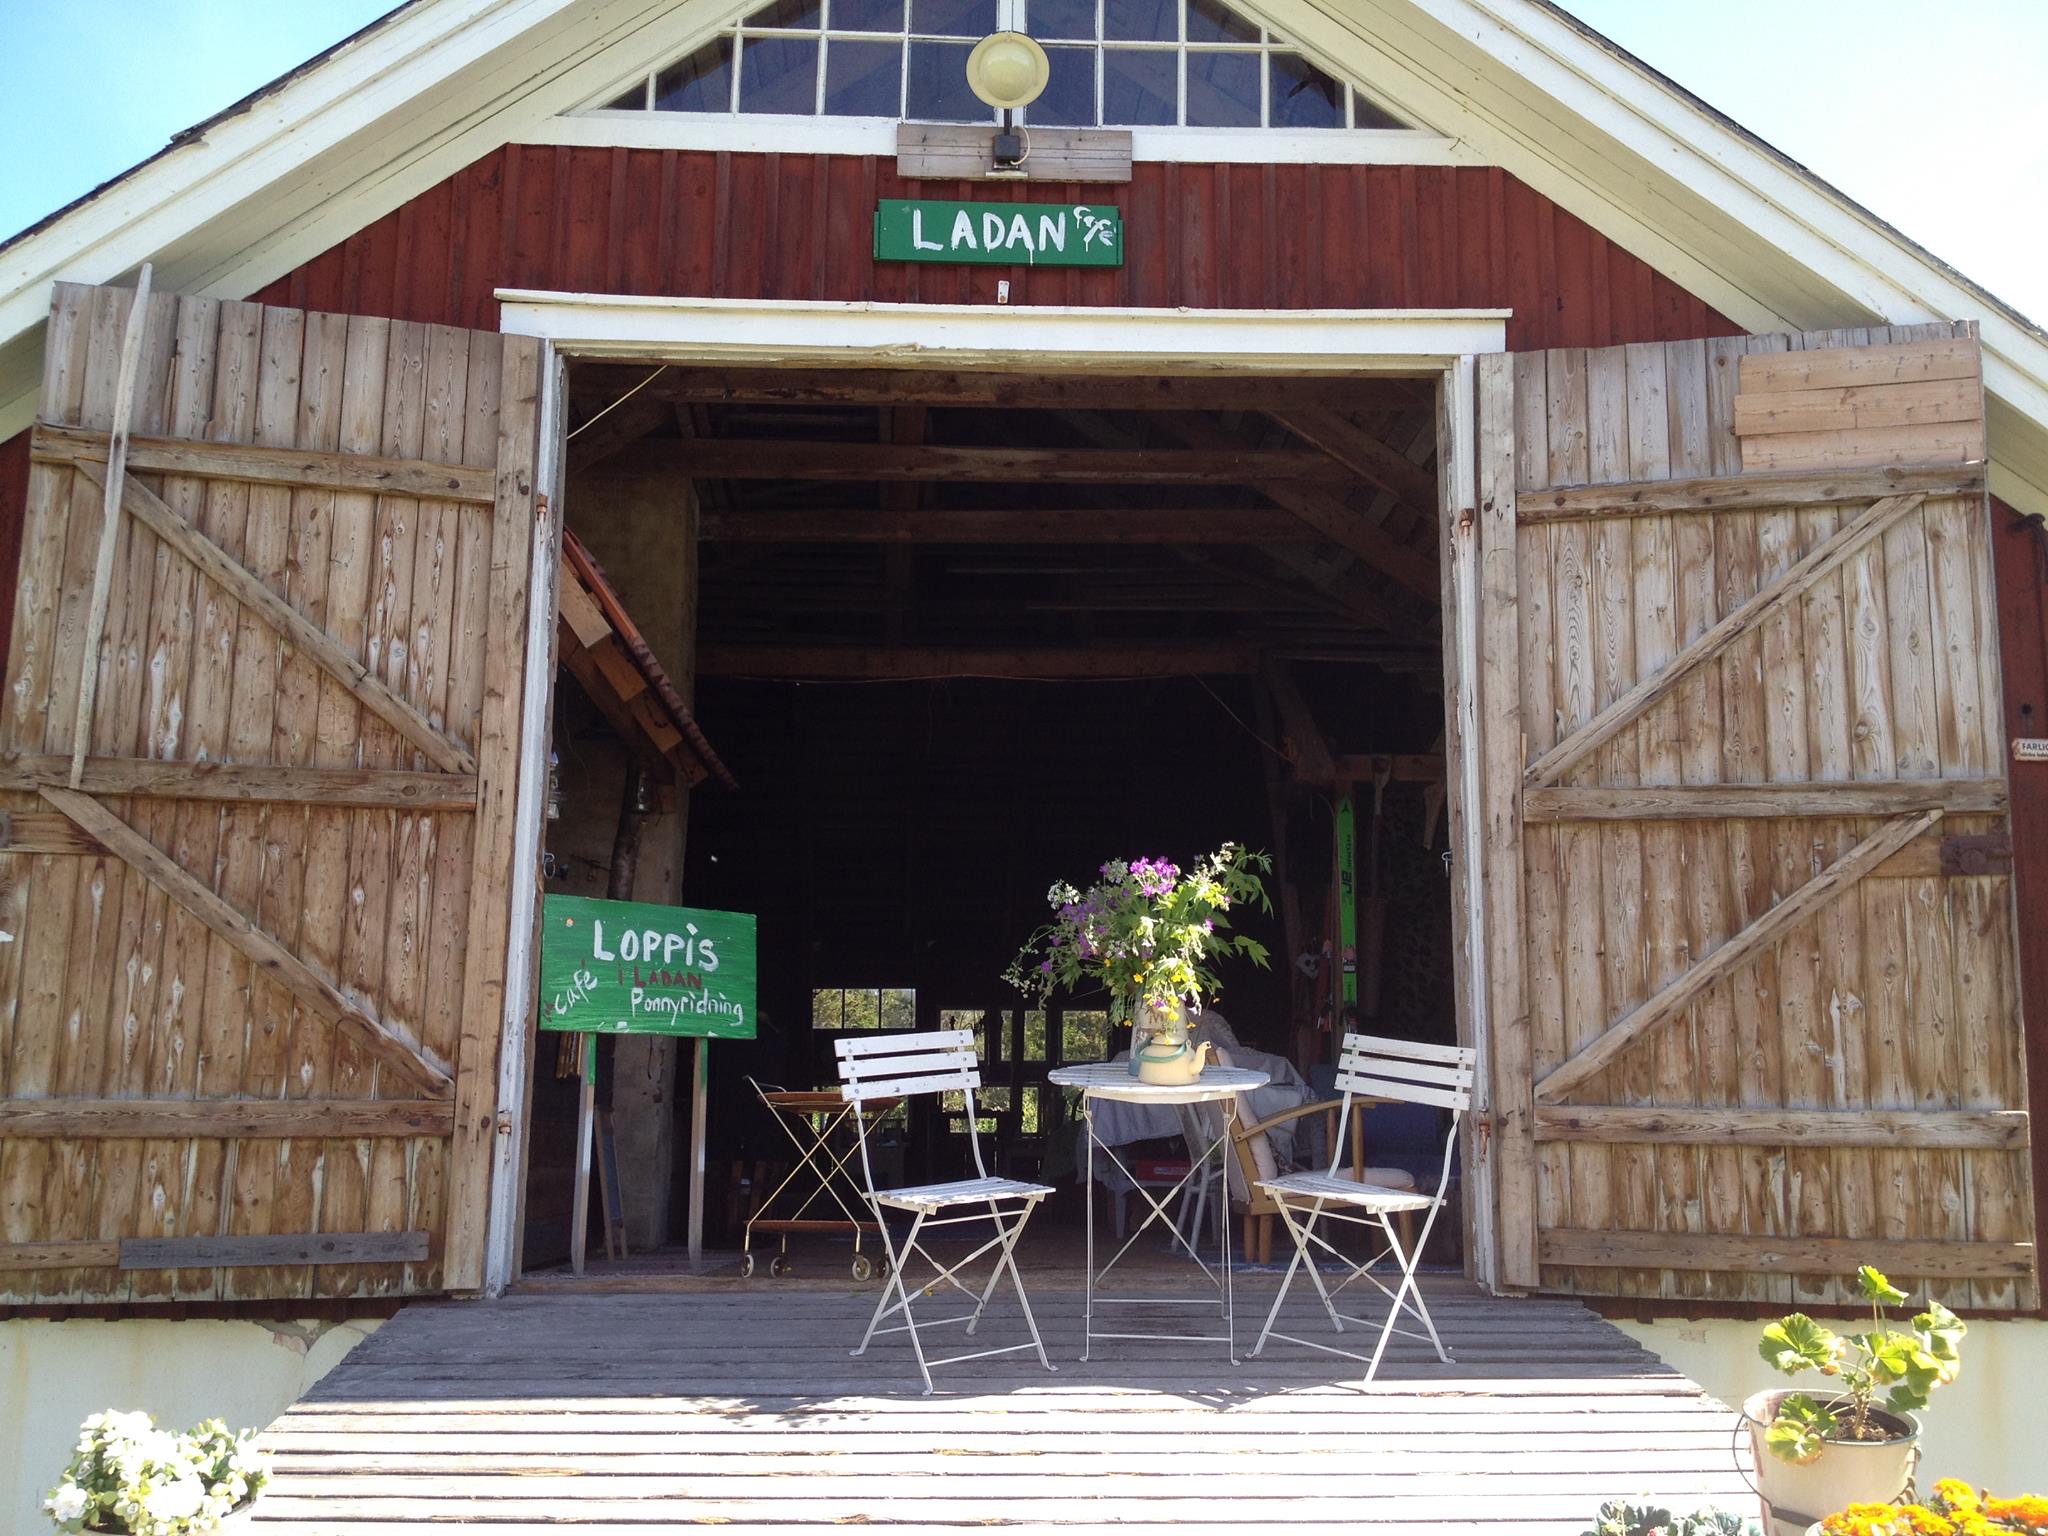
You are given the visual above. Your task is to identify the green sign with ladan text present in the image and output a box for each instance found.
[874,199,1123,267]
[538,894,757,1039]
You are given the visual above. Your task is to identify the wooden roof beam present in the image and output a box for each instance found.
[698,507,1324,543]
[1273,407,1440,519]
[697,643,1259,679]
[574,365,1431,415]
[620,439,1359,484]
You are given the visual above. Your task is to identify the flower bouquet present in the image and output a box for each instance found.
[1004,842,1273,1065]
[45,1411,269,1535]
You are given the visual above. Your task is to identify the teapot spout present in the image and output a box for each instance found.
[1193,1042,1213,1070]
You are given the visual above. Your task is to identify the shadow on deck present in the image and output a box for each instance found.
[256,1275,1758,1533]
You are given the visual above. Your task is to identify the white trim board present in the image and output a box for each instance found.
[495,292,1510,367]
[530,112,1477,166]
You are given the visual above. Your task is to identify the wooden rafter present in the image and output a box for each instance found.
[73,459,475,774]
[1273,407,1438,520]
[39,785,456,1098]
[636,439,1359,484]
[698,506,1322,543]
[697,643,1258,679]
[1534,809,1941,1104]
[1524,492,1928,789]
[575,365,1429,414]
[1260,659,1335,783]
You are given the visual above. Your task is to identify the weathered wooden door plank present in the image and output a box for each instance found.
[33,421,499,503]
[1539,1229,2030,1279]
[118,1231,430,1269]
[38,784,455,1097]
[0,754,476,807]
[1534,809,1941,1104]
[1515,463,1981,522]
[1533,1105,2030,1149]
[0,1098,453,1138]
[1525,492,1927,788]
[70,459,476,774]
[1522,778,2004,821]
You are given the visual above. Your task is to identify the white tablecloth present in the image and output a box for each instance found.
[1067,1044,1320,1192]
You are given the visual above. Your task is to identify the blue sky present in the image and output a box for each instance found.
[2,0,2042,324]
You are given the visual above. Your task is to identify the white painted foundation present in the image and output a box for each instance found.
[0,1317,379,1533]
[1618,1315,2048,1499]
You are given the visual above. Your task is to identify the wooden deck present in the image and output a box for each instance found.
[255,1276,1755,1533]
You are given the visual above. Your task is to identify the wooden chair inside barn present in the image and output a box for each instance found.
[835,1029,1058,1394]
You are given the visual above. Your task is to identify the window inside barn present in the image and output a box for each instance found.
[593,0,1409,129]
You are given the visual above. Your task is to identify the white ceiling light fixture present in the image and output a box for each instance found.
[965,30,1050,173]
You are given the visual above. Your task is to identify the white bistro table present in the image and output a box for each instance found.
[1047,1063,1270,1362]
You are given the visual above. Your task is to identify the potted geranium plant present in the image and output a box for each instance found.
[1005,844,1271,1081]
[1741,1266,1965,1536]
[45,1411,269,1534]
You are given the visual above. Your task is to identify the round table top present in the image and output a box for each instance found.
[1047,1063,1269,1104]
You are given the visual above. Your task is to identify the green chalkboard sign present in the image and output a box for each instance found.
[874,199,1123,267]
[539,895,757,1039]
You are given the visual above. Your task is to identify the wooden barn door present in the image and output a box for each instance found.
[1474,322,2038,1309]
[0,282,543,1302]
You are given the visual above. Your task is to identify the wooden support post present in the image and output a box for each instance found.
[689,1036,710,1269]
[571,1033,596,1277]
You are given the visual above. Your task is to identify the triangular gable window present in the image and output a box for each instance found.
[591,0,1410,130]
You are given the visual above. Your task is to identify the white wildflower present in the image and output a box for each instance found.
[45,1482,88,1522]
[145,1473,206,1522]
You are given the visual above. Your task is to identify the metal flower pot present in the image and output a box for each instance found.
[1740,1389,1921,1536]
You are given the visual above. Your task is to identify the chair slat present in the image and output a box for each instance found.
[1341,1032,1473,1065]
[1336,1074,1470,1111]
[1336,1054,1472,1088]
[843,1048,976,1081]
[841,1068,982,1103]
[834,1028,975,1059]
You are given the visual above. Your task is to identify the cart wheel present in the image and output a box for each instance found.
[769,1255,792,1278]
[739,1253,755,1279]
[851,1254,874,1281]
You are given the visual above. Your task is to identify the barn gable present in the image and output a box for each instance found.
[1,0,2046,519]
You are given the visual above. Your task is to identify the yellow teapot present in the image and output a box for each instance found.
[1134,1036,1212,1086]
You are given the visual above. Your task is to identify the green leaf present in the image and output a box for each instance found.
[1758,1314,1838,1376]
[1858,1264,1908,1306]
[1764,1393,1836,1464]
[1914,1299,1966,1369]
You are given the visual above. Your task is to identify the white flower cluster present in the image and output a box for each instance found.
[1045,880,1082,908]
[44,1411,269,1536]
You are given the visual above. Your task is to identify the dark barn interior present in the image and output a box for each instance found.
[526,364,1458,1267]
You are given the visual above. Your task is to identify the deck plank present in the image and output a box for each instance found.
[252,1280,1756,1531]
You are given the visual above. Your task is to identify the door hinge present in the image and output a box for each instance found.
[1941,832,2012,876]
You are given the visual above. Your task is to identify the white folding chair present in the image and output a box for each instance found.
[1248,1032,1474,1380]
[837,1029,1058,1394]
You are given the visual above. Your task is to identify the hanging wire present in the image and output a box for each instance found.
[567,365,671,440]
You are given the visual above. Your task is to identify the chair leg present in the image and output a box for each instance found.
[1364,1210,1448,1382]
[991,1200,1057,1375]
[1250,1199,1317,1358]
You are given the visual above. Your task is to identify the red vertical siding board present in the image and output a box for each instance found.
[1990,498,2048,1316]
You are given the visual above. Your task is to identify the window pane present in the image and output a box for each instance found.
[746,0,823,26]
[842,988,881,1029]
[825,38,901,113]
[911,0,996,34]
[907,40,987,120]
[1101,48,1174,124]
[831,0,905,28]
[1030,0,1096,39]
[981,1086,1012,1111]
[655,40,734,112]
[1062,1008,1110,1062]
[605,80,650,109]
[1024,1009,1048,1061]
[1269,53,1342,127]
[1352,90,1405,130]
[880,988,918,1030]
[1185,0,1256,43]
[1021,1084,1044,1133]
[1029,44,1095,125]
[1185,48,1258,125]
[1102,0,1175,40]
[812,989,843,1029]
[739,34,820,111]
